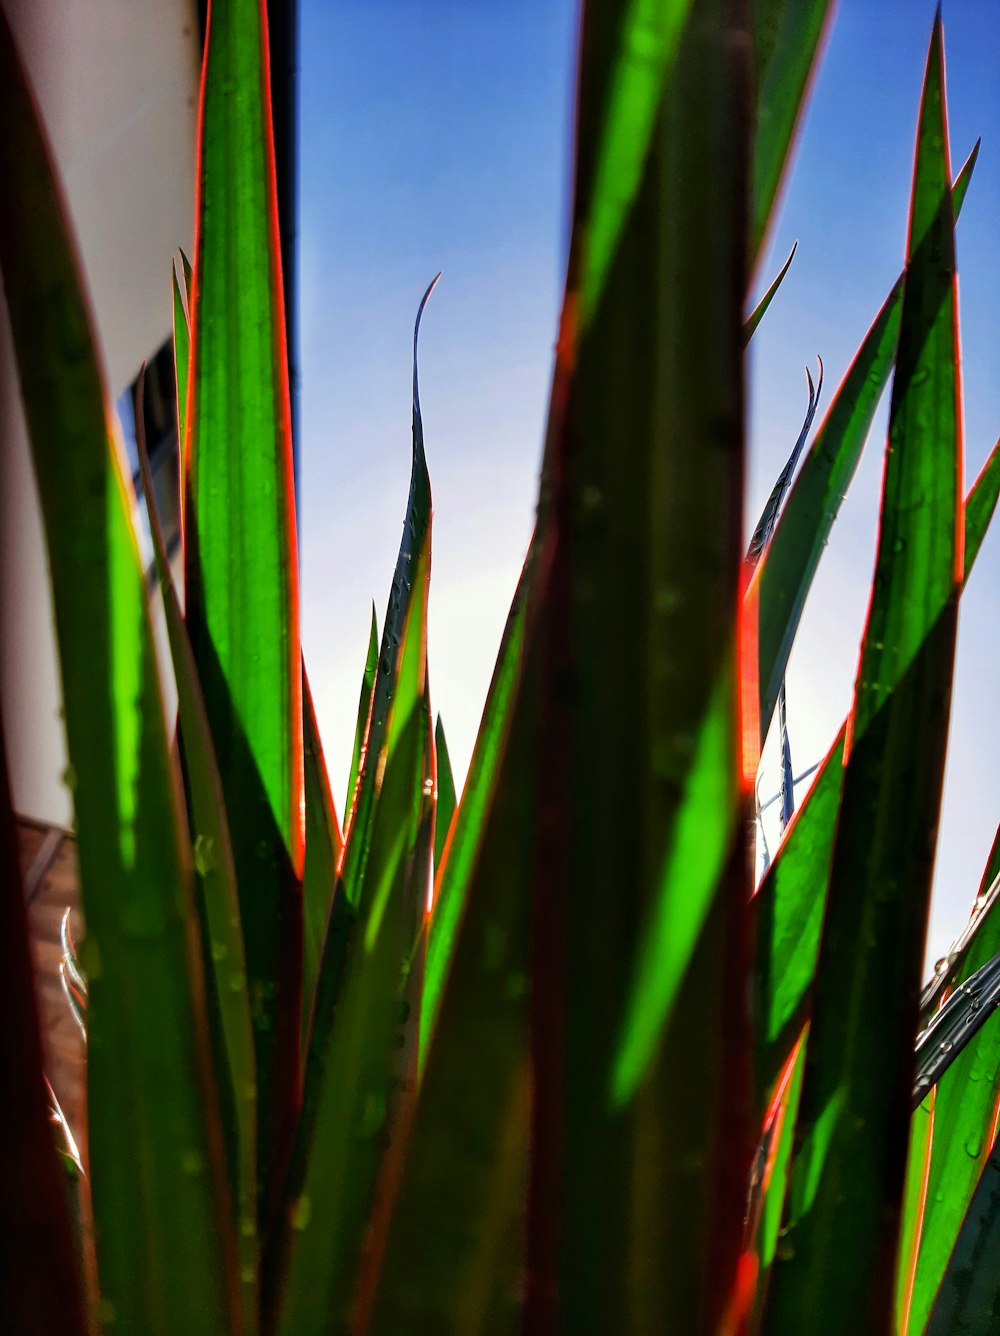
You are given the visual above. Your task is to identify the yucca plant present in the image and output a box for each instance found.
[2,1,1000,1333]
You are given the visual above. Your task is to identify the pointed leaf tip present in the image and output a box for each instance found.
[414,273,442,349]
[412,273,441,427]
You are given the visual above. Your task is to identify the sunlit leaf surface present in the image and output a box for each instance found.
[186,0,303,1209]
[751,144,978,746]
[764,20,962,1328]
[525,2,752,1327]
[0,13,238,1329]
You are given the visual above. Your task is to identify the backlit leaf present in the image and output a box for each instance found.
[185,0,303,1208]
[274,537,431,1335]
[420,547,532,1068]
[301,666,342,1036]
[527,2,752,1327]
[0,14,238,1328]
[764,20,962,1327]
[752,434,1000,1128]
[367,612,541,1333]
[345,604,379,820]
[433,714,457,876]
[744,240,797,345]
[750,0,833,260]
[338,276,438,909]
[750,142,978,746]
[136,379,259,1321]
[907,824,1000,1332]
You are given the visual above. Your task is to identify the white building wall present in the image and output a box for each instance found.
[1,0,200,825]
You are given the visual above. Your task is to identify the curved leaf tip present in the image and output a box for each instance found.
[412,272,442,402]
[411,273,441,474]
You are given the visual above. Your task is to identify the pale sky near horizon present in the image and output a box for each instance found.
[297,0,1000,966]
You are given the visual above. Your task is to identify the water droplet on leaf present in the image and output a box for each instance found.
[193,834,216,876]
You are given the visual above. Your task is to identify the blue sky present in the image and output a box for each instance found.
[297,1,1000,964]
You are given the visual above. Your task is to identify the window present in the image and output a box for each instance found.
[116,341,181,573]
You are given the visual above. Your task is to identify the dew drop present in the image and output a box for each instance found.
[193,834,216,877]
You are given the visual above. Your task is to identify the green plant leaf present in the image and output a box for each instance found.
[750,140,979,747]
[752,436,1000,1126]
[525,2,752,1327]
[0,722,88,1333]
[270,292,438,1331]
[173,260,191,466]
[301,665,342,1035]
[366,614,541,1334]
[906,825,1000,1332]
[964,435,1000,581]
[419,546,532,1069]
[433,714,457,875]
[748,1035,806,1327]
[136,378,259,1324]
[895,1092,936,1335]
[272,535,432,1335]
[338,276,439,910]
[185,0,304,1210]
[749,0,833,260]
[753,725,845,1115]
[345,604,379,819]
[575,0,694,329]
[0,13,239,1329]
[925,1140,1000,1333]
[744,239,797,345]
[747,359,823,562]
[764,18,962,1328]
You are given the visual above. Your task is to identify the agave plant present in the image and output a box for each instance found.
[2,1,1000,1334]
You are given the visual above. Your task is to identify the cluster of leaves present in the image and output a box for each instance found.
[2,1,1000,1332]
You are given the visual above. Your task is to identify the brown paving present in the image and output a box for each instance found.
[18,817,87,1163]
